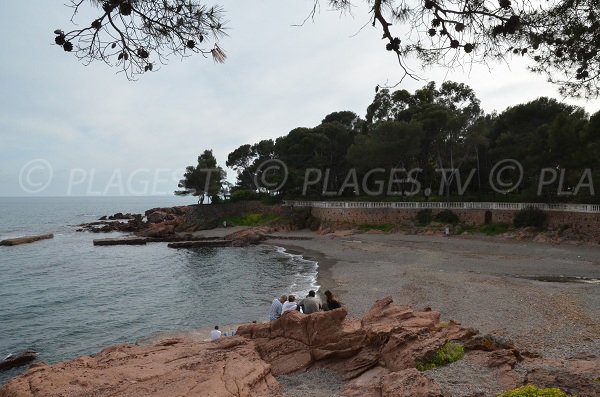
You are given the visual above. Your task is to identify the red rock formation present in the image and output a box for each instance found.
[0,338,282,397]
[2,297,599,397]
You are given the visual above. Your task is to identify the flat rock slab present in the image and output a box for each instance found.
[0,234,53,246]
[168,240,233,248]
[93,237,147,246]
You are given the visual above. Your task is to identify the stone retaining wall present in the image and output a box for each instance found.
[311,207,600,233]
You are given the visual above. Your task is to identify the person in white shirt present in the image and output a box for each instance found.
[210,325,222,341]
[281,295,298,314]
[269,295,287,321]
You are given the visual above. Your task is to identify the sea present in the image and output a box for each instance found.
[0,196,319,384]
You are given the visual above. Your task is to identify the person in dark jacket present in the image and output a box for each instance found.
[323,290,341,311]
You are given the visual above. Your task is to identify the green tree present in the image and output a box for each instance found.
[363,82,482,198]
[226,139,275,191]
[487,97,586,199]
[57,1,599,97]
[347,120,423,195]
[176,149,226,203]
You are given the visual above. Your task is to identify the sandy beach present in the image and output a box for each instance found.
[259,230,600,396]
[267,231,600,355]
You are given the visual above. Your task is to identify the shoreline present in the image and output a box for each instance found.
[269,242,339,299]
[3,228,600,395]
[265,230,600,357]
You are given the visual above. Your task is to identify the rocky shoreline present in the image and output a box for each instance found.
[3,203,598,395]
[1,297,598,396]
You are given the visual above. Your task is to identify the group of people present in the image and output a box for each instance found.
[209,290,342,341]
[269,289,342,321]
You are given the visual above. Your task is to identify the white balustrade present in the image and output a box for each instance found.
[283,200,600,213]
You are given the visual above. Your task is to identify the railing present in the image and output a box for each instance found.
[283,200,600,214]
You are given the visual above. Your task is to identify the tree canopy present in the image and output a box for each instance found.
[176,149,226,203]
[57,1,598,96]
[226,82,600,203]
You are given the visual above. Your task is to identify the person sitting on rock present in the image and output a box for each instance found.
[281,295,298,314]
[299,290,322,314]
[269,294,287,321]
[210,325,222,341]
[323,290,342,311]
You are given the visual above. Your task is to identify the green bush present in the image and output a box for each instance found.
[358,224,395,233]
[453,224,476,235]
[415,342,464,371]
[497,385,575,397]
[434,209,460,225]
[230,189,260,201]
[479,223,510,235]
[416,209,432,226]
[224,213,280,226]
[513,207,547,229]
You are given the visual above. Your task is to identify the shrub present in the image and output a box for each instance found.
[434,209,459,225]
[230,189,261,202]
[416,209,432,226]
[497,385,574,397]
[224,213,280,226]
[454,224,476,235]
[415,342,464,371]
[358,224,395,233]
[479,223,510,235]
[513,207,547,229]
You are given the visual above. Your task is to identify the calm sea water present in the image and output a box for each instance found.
[0,197,318,384]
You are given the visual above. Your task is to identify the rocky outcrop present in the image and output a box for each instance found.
[78,208,190,237]
[237,297,476,395]
[0,338,282,397]
[226,227,270,246]
[2,297,599,397]
[0,351,37,371]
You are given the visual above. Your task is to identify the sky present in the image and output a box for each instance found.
[1,1,598,196]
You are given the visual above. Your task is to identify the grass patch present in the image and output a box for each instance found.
[454,224,476,234]
[437,322,449,329]
[497,385,575,397]
[415,342,464,371]
[224,213,280,226]
[357,223,395,233]
[479,223,510,235]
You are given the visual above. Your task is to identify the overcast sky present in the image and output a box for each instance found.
[1,1,598,196]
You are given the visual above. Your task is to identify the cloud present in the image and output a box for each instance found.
[0,1,597,196]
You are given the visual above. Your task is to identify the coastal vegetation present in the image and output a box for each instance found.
[479,223,510,235]
[176,82,599,205]
[175,150,226,204]
[434,209,460,225]
[513,207,549,229]
[357,223,395,233]
[497,385,574,397]
[217,82,600,204]
[415,341,465,371]
[223,213,281,227]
